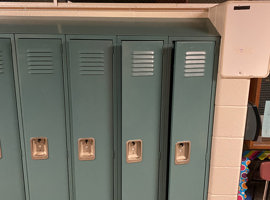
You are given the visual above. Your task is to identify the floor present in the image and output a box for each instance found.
[249,181,270,200]
[247,159,270,200]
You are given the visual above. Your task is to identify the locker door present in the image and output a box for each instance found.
[16,38,69,200]
[0,38,25,200]
[68,39,113,200]
[168,41,215,200]
[122,41,163,200]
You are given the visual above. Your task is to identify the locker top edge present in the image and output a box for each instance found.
[0,17,219,37]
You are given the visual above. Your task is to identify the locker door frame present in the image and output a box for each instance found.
[0,34,26,200]
[13,34,71,200]
[117,35,169,200]
[66,35,117,200]
[168,36,221,200]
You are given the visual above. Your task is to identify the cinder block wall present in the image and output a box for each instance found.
[208,74,250,200]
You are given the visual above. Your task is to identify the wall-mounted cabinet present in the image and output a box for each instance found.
[0,18,220,200]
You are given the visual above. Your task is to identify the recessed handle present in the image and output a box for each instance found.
[78,138,95,161]
[175,141,191,165]
[126,139,142,163]
[31,137,48,160]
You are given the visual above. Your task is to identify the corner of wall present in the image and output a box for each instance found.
[207,73,250,199]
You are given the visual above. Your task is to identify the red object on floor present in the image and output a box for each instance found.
[260,162,270,200]
[260,162,270,181]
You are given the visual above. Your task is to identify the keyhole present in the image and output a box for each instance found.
[131,142,136,152]
[38,138,41,143]
[85,139,88,144]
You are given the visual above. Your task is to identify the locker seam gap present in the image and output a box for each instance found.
[12,34,31,200]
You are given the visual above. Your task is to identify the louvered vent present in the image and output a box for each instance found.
[0,51,3,74]
[184,51,206,77]
[132,51,154,77]
[27,50,54,74]
[79,51,105,75]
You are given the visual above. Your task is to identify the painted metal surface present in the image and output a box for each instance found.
[0,37,26,200]
[0,19,219,38]
[16,38,70,200]
[0,28,219,200]
[168,41,215,200]
[67,39,114,200]
[121,41,163,200]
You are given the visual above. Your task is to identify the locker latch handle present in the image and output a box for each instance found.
[175,141,191,165]
[31,137,48,160]
[126,139,142,163]
[78,138,95,161]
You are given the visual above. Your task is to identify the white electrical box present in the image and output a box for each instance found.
[209,1,270,78]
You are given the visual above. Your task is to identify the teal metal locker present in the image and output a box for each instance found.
[0,18,220,200]
[16,38,70,200]
[121,41,163,200]
[0,37,25,200]
[67,38,114,200]
[168,41,216,200]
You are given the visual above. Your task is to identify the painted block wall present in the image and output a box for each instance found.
[208,74,250,200]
